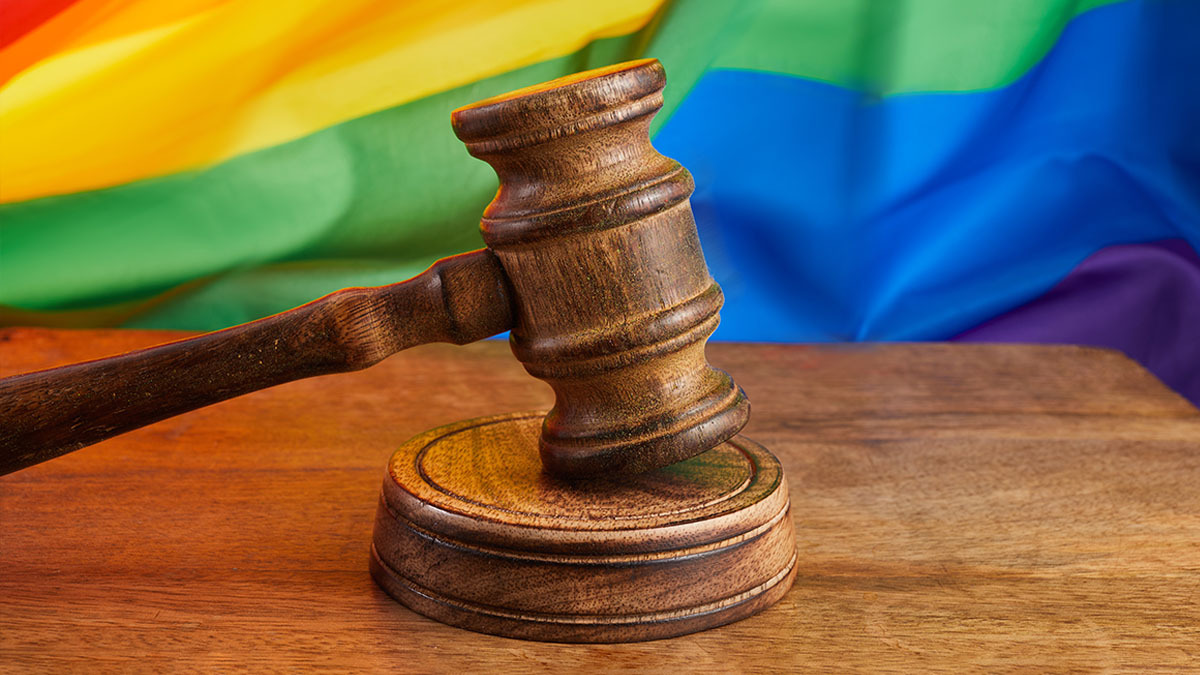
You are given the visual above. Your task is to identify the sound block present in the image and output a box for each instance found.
[369,412,796,643]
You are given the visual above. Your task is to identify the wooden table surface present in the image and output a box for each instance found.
[2,328,1198,672]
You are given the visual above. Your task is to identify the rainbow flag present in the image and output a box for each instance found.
[2,0,1198,402]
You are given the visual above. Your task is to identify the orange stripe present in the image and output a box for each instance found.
[0,0,226,86]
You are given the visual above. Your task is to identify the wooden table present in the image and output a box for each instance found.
[2,328,1198,672]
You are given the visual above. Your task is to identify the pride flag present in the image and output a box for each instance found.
[2,0,1197,402]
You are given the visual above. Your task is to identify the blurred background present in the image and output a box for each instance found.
[1,0,1197,403]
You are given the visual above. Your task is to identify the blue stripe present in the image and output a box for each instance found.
[655,0,1200,341]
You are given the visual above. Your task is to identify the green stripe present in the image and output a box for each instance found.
[0,39,645,327]
[697,0,1121,95]
[0,0,1122,330]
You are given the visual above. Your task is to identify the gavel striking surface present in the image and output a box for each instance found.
[369,413,795,642]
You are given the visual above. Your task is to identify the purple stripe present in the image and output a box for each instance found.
[954,239,1200,406]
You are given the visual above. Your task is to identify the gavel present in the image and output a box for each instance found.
[1,58,797,644]
[0,59,750,479]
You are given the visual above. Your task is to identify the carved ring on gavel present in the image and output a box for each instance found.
[0,59,796,642]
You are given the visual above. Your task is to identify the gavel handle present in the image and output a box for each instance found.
[0,249,513,475]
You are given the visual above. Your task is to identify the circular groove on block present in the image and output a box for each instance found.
[371,412,797,643]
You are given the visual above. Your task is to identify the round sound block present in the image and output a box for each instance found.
[369,412,796,643]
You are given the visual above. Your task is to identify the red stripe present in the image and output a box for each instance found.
[0,0,82,48]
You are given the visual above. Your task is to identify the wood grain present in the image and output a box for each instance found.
[455,58,749,478]
[2,329,1199,671]
[370,412,795,642]
[0,250,511,474]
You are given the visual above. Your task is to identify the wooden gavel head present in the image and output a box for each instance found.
[452,59,750,478]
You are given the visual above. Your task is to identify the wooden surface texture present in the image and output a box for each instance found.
[2,328,1199,672]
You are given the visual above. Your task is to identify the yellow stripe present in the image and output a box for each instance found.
[0,0,664,204]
